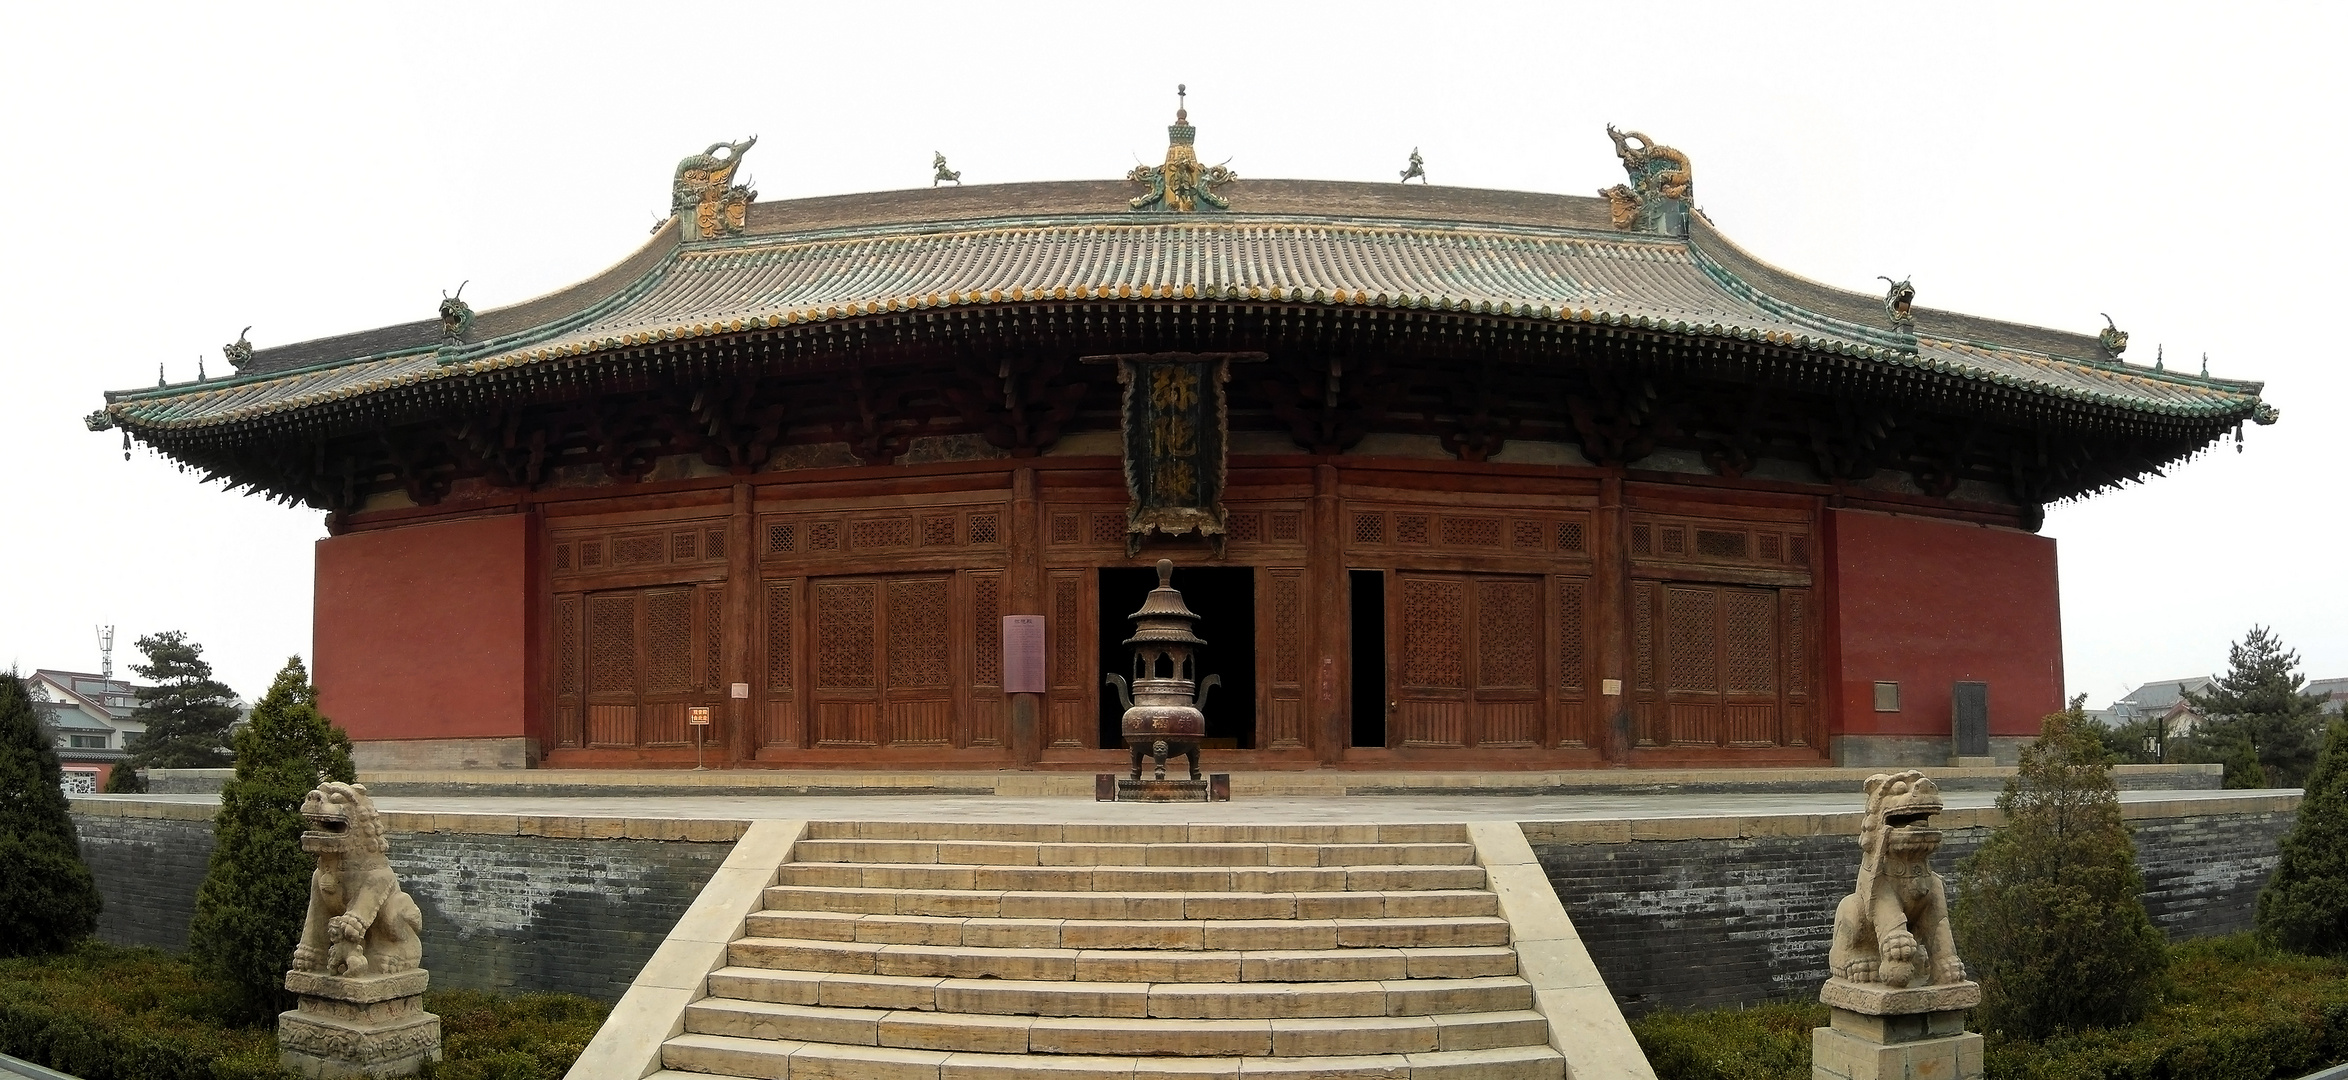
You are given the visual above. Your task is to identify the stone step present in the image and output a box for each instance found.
[801,822,1472,845]
[727,937,1518,983]
[685,997,1553,1057]
[744,911,1512,951]
[663,1032,1563,1079]
[762,886,1499,921]
[704,967,1535,1018]
[773,862,1488,894]
[788,839,1479,868]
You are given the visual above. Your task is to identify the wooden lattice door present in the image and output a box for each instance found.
[558,583,726,749]
[1392,573,1545,748]
[809,574,956,748]
[1640,582,1809,747]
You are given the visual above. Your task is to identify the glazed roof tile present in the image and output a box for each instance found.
[102,180,2267,434]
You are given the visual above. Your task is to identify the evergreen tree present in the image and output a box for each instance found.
[123,630,241,771]
[1953,697,2168,1039]
[2257,717,2348,955]
[187,657,356,1022]
[102,761,146,793]
[2182,626,2326,788]
[0,672,103,956]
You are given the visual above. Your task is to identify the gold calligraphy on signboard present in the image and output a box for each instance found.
[1081,351,1265,557]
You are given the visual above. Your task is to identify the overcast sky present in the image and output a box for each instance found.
[2,3,2339,706]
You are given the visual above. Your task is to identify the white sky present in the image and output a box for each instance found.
[1,3,2339,705]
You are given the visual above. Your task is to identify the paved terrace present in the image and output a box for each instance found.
[75,784,2284,835]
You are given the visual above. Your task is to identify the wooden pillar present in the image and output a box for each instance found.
[724,482,755,764]
[1007,466,1044,768]
[1310,463,1347,766]
[1595,472,1632,764]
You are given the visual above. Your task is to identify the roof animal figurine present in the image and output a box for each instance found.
[1129,85,1236,213]
[1599,126,1693,234]
[223,326,254,373]
[2099,314,2129,359]
[1829,771,1966,989]
[671,137,759,240]
[438,282,474,343]
[932,152,961,187]
[1400,148,1426,184]
[1878,276,1916,328]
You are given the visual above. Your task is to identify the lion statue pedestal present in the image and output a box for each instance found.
[1812,771,1982,1080]
[278,782,441,1079]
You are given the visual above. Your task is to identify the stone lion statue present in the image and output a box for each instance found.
[1829,770,1965,988]
[290,782,423,978]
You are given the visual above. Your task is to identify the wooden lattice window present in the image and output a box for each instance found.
[851,517,914,549]
[1513,521,1544,550]
[809,521,839,550]
[1476,580,1539,689]
[764,582,793,691]
[555,596,582,696]
[1397,514,1431,544]
[767,522,798,554]
[1557,521,1587,553]
[968,513,1001,546]
[1696,530,1747,559]
[1556,578,1586,695]
[1227,513,1263,542]
[1051,514,1081,544]
[642,589,694,695]
[885,578,951,688]
[1091,514,1126,546]
[614,532,665,566]
[706,528,727,561]
[814,582,877,690]
[972,574,1002,686]
[1269,512,1301,542]
[1444,518,1502,548]
[587,595,635,694]
[671,530,698,562]
[1353,513,1385,546]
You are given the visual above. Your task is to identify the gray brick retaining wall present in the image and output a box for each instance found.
[1529,804,2296,1014]
[67,808,732,1002]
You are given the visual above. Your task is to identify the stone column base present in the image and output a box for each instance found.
[1812,978,1982,1080]
[279,969,443,1079]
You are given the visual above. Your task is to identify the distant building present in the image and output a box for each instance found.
[2309,677,2348,716]
[2100,673,2345,737]
[25,669,148,792]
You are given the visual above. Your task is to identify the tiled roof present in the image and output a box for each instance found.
[100,181,2270,436]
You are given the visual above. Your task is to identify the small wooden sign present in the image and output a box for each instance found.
[688,705,712,726]
[1003,615,1046,694]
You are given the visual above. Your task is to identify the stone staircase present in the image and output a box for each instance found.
[650,821,1565,1079]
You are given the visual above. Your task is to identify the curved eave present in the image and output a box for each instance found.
[99,182,2271,442]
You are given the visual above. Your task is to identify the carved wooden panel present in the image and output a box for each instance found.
[644,588,694,696]
[814,582,877,692]
[805,573,972,749]
[1348,505,1591,560]
[1554,575,1590,748]
[968,571,1004,747]
[552,515,728,582]
[1265,568,1306,749]
[564,582,728,749]
[1628,513,1812,574]
[757,506,1007,567]
[1474,578,1541,747]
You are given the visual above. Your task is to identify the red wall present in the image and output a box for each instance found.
[1826,509,2062,739]
[314,513,531,743]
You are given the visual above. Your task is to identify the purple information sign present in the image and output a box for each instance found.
[1003,615,1047,694]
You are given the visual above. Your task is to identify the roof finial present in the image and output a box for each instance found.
[2154,344,2164,371]
[1127,86,1233,213]
[157,363,166,388]
[1400,148,1427,184]
[223,326,254,373]
[2200,352,2209,377]
[1176,84,1187,123]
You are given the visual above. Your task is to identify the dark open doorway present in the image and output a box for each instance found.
[1351,569,1387,747]
[1098,566,1256,749]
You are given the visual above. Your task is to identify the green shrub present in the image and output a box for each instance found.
[0,940,292,1080]
[0,672,102,957]
[1954,699,2168,1040]
[2260,718,2348,956]
[188,657,357,1024]
[0,942,606,1080]
[1632,1000,1821,1080]
[421,989,609,1080]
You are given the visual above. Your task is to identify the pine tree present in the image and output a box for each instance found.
[0,672,104,956]
[186,657,356,1022]
[123,630,241,771]
[1953,697,2168,1039]
[2257,718,2348,955]
[2183,626,2327,788]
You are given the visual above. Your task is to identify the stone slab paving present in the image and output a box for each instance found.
[79,787,2268,824]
